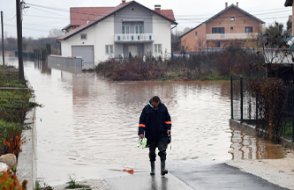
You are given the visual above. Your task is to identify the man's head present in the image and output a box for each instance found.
[150,96,161,108]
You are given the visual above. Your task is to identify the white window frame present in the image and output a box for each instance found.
[154,44,162,54]
[230,16,235,22]
[105,45,114,55]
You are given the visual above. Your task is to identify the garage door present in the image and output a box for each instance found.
[72,46,94,66]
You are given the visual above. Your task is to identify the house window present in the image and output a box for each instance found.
[230,16,235,22]
[122,25,130,34]
[81,34,87,40]
[105,45,114,54]
[139,25,144,33]
[195,31,198,36]
[245,26,253,33]
[154,44,162,54]
[135,25,144,34]
[215,41,221,48]
[212,27,225,34]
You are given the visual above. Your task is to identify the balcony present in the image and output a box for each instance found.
[114,33,153,43]
[206,33,258,40]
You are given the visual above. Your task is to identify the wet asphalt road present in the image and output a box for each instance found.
[105,161,287,190]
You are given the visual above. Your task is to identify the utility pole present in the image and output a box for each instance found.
[16,0,24,81]
[1,11,5,65]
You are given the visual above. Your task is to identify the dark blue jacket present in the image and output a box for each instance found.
[138,102,171,142]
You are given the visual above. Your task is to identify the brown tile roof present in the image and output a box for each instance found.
[155,9,175,21]
[285,0,293,7]
[70,7,114,26]
[59,1,176,40]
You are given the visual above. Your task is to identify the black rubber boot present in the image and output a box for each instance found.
[161,161,168,176]
[150,161,155,176]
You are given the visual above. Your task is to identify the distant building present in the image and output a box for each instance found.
[285,0,294,35]
[58,0,176,66]
[180,3,264,52]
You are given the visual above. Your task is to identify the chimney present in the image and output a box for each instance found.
[154,4,161,11]
[236,2,239,7]
[225,2,228,8]
[122,0,126,4]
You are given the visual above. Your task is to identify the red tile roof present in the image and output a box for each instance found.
[156,9,175,21]
[70,7,114,26]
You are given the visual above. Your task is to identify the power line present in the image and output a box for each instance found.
[26,2,291,21]
[6,2,291,35]
[4,23,51,32]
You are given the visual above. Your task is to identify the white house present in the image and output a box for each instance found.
[58,0,177,66]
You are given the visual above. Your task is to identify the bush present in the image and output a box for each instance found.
[0,120,23,155]
[247,78,286,141]
[0,171,26,190]
[96,46,265,81]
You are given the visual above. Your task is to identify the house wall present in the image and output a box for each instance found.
[180,24,207,52]
[115,44,124,57]
[114,4,153,34]
[152,14,171,58]
[61,16,115,64]
[61,4,174,62]
[206,8,263,34]
[180,7,263,52]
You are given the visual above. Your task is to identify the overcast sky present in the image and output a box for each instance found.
[0,0,292,38]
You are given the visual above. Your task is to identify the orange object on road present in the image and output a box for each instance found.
[123,168,134,175]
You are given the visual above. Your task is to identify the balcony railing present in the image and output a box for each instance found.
[114,33,153,43]
[206,33,258,40]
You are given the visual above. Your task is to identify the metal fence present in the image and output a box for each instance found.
[231,76,294,142]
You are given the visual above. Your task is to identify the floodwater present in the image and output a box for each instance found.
[7,59,285,185]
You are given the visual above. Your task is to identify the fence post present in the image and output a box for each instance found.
[240,77,244,122]
[231,76,234,120]
[256,94,258,127]
[292,116,294,142]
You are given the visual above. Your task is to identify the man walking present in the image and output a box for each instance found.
[138,96,172,176]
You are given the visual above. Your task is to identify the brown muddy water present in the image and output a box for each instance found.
[9,59,285,185]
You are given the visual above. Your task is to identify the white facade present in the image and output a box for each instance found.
[61,16,115,64]
[60,3,175,66]
[152,14,172,60]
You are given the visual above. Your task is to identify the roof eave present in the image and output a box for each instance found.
[285,0,293,7]
[180,23,203,39]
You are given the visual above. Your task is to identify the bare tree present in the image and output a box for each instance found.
[48,28,64,38]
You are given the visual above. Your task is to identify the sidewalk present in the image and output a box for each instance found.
[54,160,287,190]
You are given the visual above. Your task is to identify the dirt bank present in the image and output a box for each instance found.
[227,150,294,190]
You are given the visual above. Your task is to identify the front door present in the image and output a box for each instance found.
[128,45,138,58]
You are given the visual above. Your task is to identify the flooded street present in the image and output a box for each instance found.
[16,60,285,185]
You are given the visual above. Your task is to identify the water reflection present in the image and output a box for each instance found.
[34,60,51,75]
[229,126,285,159]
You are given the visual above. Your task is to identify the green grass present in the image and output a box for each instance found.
[0,89,35,123]
[34,181,54,190]
[66,177,91,190]
[0,65,26,88]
